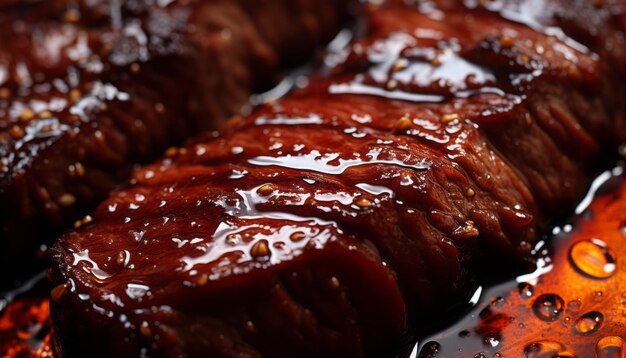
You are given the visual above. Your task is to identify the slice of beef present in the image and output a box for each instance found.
[50,0,626,356]
[0,0,350,278]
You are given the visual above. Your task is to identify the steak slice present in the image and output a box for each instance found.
[0,0,349,277]
[50,0,626,356]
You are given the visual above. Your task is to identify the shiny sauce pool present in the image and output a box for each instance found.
[413,164,626,357]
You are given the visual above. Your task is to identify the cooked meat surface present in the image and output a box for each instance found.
[0,0,349,276]
[50,0,626,356]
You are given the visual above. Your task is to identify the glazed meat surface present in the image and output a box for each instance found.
[50,0,626,356]
[0,0,349,277]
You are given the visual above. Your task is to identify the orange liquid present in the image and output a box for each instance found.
[0,297,52,357]
[417,166,626,357]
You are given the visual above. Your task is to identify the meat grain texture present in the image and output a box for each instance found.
[0,0,349,277]
[50,0,626,357]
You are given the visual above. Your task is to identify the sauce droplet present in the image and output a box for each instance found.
[569,239,616,279]
[532,294,564,322]
[573,311,603,335]
[596,336,625,358]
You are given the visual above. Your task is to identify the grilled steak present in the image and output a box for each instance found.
[0,0,349,277]
[50,0,626,356]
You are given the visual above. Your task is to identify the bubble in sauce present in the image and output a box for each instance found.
[569,239,616,279]
[596,336,625,358]
[518,282,534,298]
[532,294,564,322]
[573,311,603,335]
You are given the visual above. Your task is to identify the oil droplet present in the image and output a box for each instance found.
[596,336,625,358]
[569,239,616,279]
[574,311,603,335]
[518,282,534,298]
[532,294,564,322]
[523,340,575,357]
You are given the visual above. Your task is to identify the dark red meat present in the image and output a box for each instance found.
[0,0,349,277]
[50,0,626,356]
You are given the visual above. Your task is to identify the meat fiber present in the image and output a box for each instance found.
[50,0,626,356]
[0,0,349,277]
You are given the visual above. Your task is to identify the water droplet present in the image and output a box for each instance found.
[574,311,603,335]
[518,282,534,298]
[532,294,564,322]
[596,336,625,358]
[569,239,616,279]
[523,340,575,358]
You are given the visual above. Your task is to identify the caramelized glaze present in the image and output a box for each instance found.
[0,0,350,281]
[47,0,626,356]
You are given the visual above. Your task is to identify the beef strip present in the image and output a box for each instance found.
[0,0,349,277]
[50,0,626,356]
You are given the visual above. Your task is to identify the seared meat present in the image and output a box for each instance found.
[50,0,626,357]
[0,0,349,275]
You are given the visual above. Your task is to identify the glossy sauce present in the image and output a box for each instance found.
[2,0,626,356]
[4,167,626,357]
[414,165,626,357]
